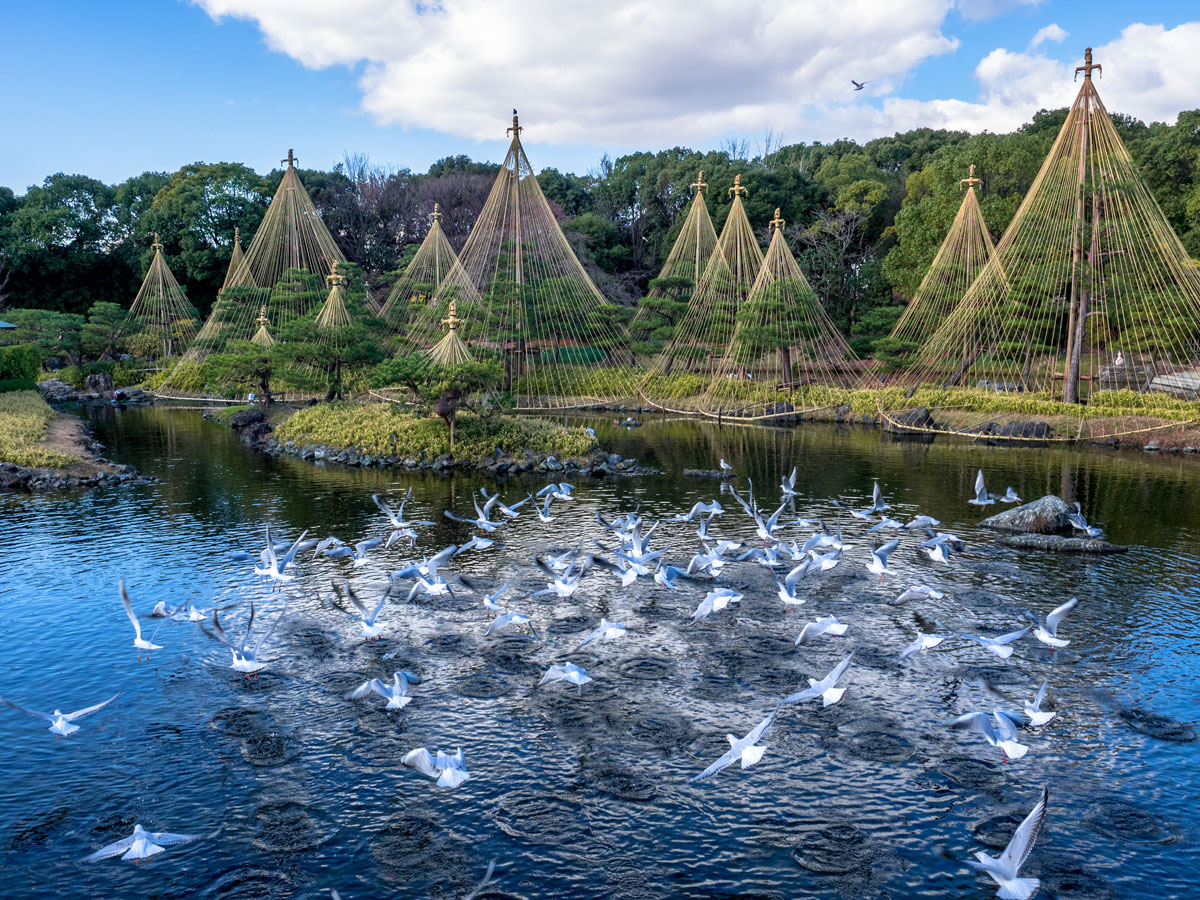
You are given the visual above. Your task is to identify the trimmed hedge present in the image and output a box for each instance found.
[0,344,40,382]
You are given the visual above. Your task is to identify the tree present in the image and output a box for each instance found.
[205,340,279,405]
[371,354,502,447]
[0,308,86,365]
[81,301,131,360]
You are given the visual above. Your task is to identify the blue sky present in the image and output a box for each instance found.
[1,0,1197,193]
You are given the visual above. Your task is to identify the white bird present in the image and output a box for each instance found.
[794,616,848,645]
[444,502,502,533]
[669,500,723,523]
[948,709,1029,761]
[691,706,778,782]
[536,481,575,502]
[922,542,952,564]
[119,580,162,661]
[965,786,1048,900]
[868,480,891,512]
[576,617,626,650]
[780,466,798,498]
[653,564,692,590]
[775,560,812,609]
[1,690,121,738]
[1000,487,1022,503]
[403,747,470,788]
[719,458,734,473]
[534,492,557,523]
[400,544,458,600]
[898,631,948,660]
[889,585,945,606]
[903,514,941,531]
[341,584,390,640]
[1031,598,1078,649]
[350,537,383,568]
[690,588,743,624]
[866,539,900,580]
[781,653,853,707]
[485,609,537,637]
[1023,681,1056,727]
[962,627,1030,660]
[346,671,417,709]
[254,525,310,588]
[479,488,532,519]
[537,662,591,693]
[868,517,904,532]
[209,603,280,676]
[454,535,498,555]
[531,557,583,599]
[968,469,995,506]
[83,823,200,863]
[921,526,965,552]
[373,490,436,547]
[1067,502,1103,538]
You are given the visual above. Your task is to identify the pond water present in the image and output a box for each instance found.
[0,405,1197,898]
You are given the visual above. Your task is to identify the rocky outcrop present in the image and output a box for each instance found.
[883,406,937,433]
[997,533,1128,553]
[38,378,78,402]
[0,461,147,493]
[970,420,1053,443]
[977,494,1073,534]
[85,372,114,393]
[229,407,274,447]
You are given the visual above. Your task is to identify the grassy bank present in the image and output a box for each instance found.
[0,390,85,468]
[274,402,599,460]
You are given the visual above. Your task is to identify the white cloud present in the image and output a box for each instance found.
[195,0,959,146]
[1029,23,1067,49]
[194,3,1200,151]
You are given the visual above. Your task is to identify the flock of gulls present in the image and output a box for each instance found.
[2,462,1106,899]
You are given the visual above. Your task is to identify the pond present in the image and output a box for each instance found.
[0,405,1196,898]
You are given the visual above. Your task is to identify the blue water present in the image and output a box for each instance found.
[0,406,1196,898]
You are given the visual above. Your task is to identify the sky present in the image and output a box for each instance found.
[1,0,1198,194]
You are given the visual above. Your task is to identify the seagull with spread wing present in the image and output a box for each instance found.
[1,689,121,738]
[965,786,1048,899]
[691,706,779,782]
[403,747,470,788]
[781,653,854,707]
[83,823,200,863]
[119,580,162,661]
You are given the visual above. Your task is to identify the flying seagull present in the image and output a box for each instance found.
[1031,597,1078,649]
[948,709,1029,761]
[965,786,1048,899]
[781,653,853,707]
[968,469,996,506]
[1,689,121,738]
[851,79,869,91]
[83,823,200,863]
[119,580,162,661]
[1024,680,1057,727]
[793,615,848,646]
[403,747,470,788]
[691,706,779,782]
[345,671,418,709]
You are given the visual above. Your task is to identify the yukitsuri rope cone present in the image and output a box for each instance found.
[897,49,1200,441]
[121,233,199,360]
[405,113,636,408]
[160,150,353,395]
[426,299,474,366]
[250,305,275,348]
[629,171,720,362]
[220,227,245,292]
[640,174,765,407]
[699,209,859,421]
[381,204,479,331]
[873,166,998,380]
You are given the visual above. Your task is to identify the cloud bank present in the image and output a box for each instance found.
[195,1,1200,147]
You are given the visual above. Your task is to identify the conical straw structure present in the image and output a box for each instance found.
[123,233,198,359]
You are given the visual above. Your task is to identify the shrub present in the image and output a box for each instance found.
[275,402,598,460]
[0,344,41,381]
[0,390,79,468]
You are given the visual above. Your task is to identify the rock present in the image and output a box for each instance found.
[973,420,1053,443]
[85,372,114,394]
[976,380,1023,393]
[619,417,642,428]
[1144,441,1159,452]
[38,378,77,402]
[997,534,1128,554]
[229,408,266,429]
[883,406,937,433]
[977,494,1074,534]
[432,454,454,470]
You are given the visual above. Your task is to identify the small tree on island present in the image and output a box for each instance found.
[371,354,503,448]
[206,340,279,405]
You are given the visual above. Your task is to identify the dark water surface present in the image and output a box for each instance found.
[1,406,1197,898]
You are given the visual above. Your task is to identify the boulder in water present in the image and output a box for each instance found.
[883,406,937,433]
[997,534,1127,553]
[977,494,1073,534]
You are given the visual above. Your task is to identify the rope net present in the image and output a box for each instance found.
[876,49,1200,440]
[426,300,474,366]
[401,114,636,408]
[162,152,351,394]
[629,172,719,361]
[873,168,997,379]
[380,204,478,329]
[640,174,764,403]
[697,210,860,419]
[121,235,199,360]
[220,227,245,292]
[912,54,1200,402]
